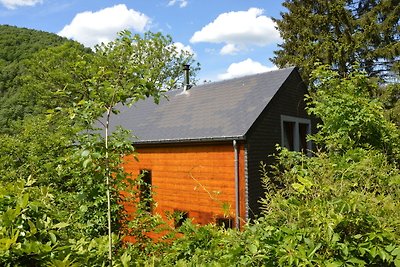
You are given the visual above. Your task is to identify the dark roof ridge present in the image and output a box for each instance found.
[186,66,297,91]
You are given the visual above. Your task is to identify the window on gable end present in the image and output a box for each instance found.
[281,115,311,153]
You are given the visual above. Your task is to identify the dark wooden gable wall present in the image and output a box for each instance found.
[244,70,313,218]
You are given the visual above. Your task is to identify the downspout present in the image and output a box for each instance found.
[233,140,240,229]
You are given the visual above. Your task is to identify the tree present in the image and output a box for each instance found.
[57,30,199,264]
[272,0,400,82]
[307,65,400,161]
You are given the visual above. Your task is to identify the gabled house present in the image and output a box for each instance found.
[111,67,314,228]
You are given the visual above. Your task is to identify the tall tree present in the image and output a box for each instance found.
[272,0,400,82]
[70,31,199,264]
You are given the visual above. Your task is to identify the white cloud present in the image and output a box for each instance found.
[167,0,188,8]
[218,58,277,80]
[190,8,280,54]
[58,4,150,47]
[173,42,196,58]
[220,43,240,55]
[0,0,42,9]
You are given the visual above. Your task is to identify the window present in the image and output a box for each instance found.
[139,169,152,212]
[283,121,295,150]
[174,210,189,228]
[281,115,311,152]
[216,217,233,229]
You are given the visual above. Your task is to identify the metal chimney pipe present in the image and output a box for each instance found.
[183,64,191,91]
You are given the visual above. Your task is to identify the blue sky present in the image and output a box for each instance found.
[0,0,285,82]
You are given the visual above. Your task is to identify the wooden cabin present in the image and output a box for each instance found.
[110,67,314,229]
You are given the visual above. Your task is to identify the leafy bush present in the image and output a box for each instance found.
[259,148,400,266]
[0,178,72,266]
[307,65,400,162]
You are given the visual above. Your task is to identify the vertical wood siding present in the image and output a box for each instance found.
[245,70,316,218]
[122,142,246,227]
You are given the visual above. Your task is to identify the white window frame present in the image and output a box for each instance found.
[280,115,312,152]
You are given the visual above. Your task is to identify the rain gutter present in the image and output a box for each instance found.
[132,135,245,145]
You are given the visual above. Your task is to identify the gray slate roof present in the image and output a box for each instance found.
[109,67,296,144]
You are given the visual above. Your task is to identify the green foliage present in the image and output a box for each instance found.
[0,178,139,266]
[153,149,400,266]
[376,82,400,128]
[0,28,199,266]
[0,178,72,266]
[0,25,74,96]
[155,221,241,266]
[307,66,400,161]
[0,115,80,188]
[272,0,400,82]
[3,23,399,266]
[0,44,91,133]
[0,25,89,133]
[259,147,400,266]
[67,129,134,238]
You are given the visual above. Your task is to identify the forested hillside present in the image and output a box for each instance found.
[0,25,91,133]
[0,25,73,96]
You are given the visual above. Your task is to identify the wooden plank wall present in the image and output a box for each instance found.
[246,70,314,218]
[122,142,246,228]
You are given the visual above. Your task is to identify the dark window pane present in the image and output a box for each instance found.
[299,123,309,152]
[283,121,295,150]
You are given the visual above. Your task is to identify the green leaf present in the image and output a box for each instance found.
[81,149,90,157]
[298,176,313,188]
[292,182,305,193]
[83,158,92,168]
[52,222,69,229]
[308,243,322,258]
[353,234,362,239]
[49,231,57,244]
[392,248,400,257]
[346,258,366,265]
[120,251,132,267]
[248,243,258,254]
[326,261,343,267]
[18,192,30,208]
[394,257,400,267]
[28,220,37,235]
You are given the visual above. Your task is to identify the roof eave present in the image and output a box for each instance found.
[132,135,246,145]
